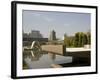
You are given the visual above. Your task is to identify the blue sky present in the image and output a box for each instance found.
[22,10,90,39]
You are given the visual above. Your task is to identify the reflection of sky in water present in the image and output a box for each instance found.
[24,51,72,69]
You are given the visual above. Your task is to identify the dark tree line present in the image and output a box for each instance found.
[64,32,91,47]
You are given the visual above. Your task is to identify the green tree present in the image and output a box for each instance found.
[82,33,88,46]
[74,32,88,47]
[64,33,68,47]
[68,36,74,47]
[87,32,91,44]
[64,32,90,48]
[78,32,82,47]
[74,32,80,47]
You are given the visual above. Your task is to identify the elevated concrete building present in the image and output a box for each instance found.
[49,30,56,41]
[23,30,48,46]
[23,30,43,38]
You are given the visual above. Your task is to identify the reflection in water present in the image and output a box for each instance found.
[23,41,90,69]
[48,53,56,60]
[23,50,72,69]
[23,50,43,61]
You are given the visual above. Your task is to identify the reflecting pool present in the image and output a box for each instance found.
[23,50,72,69]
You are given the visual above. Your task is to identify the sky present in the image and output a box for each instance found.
[22,10,90,39]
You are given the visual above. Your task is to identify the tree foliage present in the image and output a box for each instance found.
[64,32,91,47]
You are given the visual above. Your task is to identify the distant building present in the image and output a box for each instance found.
[23,33,29,38]
[49,30,56,41]
[23,30,43,38]
[29,30,43,38]
[23,30,48,46]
